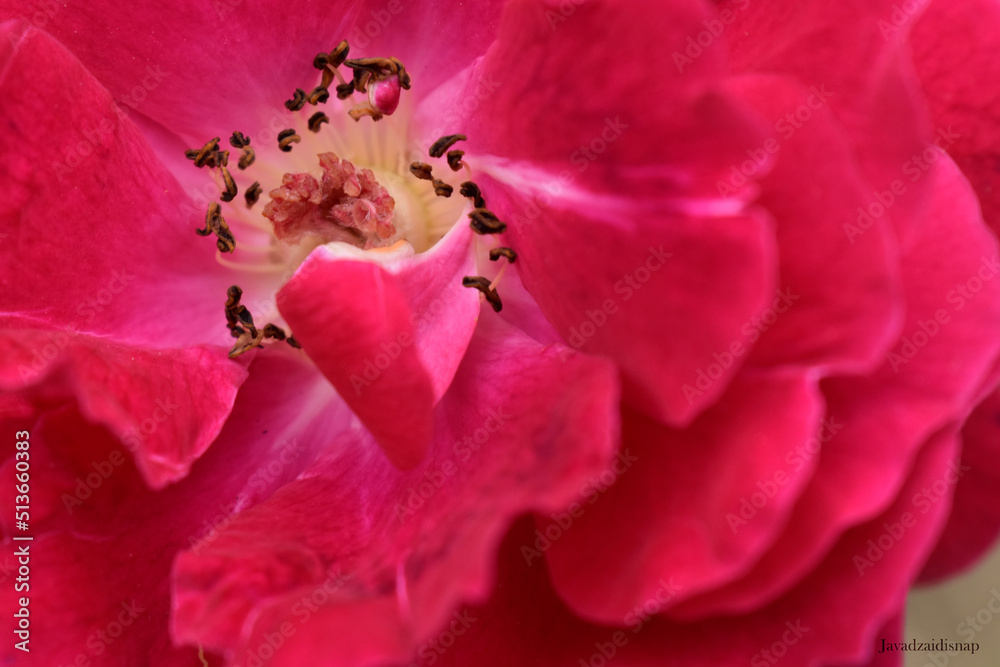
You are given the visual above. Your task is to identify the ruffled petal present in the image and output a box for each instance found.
[170,317,619,665]
[277,224,478,468]
[671,156,1000,618]
[543,370,824,623]
[0,22,237,348]
[0,331,246,490]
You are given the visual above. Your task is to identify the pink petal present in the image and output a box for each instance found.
[170,317,619,665]
[0,22,238,348]
[406,426,959,667]
[0,331,247,490]
[542,371,824,623]
[912,0,1000,237]
[277,223,479,468]
[672,156,1000,618]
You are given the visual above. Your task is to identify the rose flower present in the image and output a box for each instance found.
[1,1,999,666]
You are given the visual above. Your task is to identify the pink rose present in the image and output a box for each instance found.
[1,1,998,666]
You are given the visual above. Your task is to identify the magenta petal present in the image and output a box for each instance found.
[543,371,823,622]
[920,385,1000,581]
[0,22,237,348]
[278,251,434,469]
[0,331,246,489]
[170,317,619,665]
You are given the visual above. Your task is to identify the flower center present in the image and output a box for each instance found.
[183,39,515,357]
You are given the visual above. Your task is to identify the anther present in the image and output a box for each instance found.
[287,336,302,349]
[468,208,507,235]
[219,165,238,202]
[462,276,503,312]
[313,53,329,69]
[336,81,355,99]
[489,247,517,263]
[196,202,236,253]
[328,40,350,68]
[307,86,330,105]
[278,129,301,152]
[432,179,453,197]
[429,134,466,158]
[459,181,486,208]
[409,162,433,181]
[187,137,221,168]
[261,323,288,341]
[446,150,465,171]
[237,146,256,170]
[308,111,330,132]
[285,88,307,111]
[224,289,301,358]
[224,285,253,336]
[229,132,250,149]
[245,181,262,208]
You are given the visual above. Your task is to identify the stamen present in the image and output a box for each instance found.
[307,86,330,105]
[229,132,250,149]
[328,40,350,68]
[287,336,302,349]
[219,165,238,202]
[462,276,503,312]
[224,288,303,358]
[489,246,517,263]
[468,208,507,235]
[245,181,262,208]
[409,162,433,181]
[238,146,256,170]
[429,134,466,158]
[308,111,330,132]
[348,103,383,122]
[336,81,356,99]
[278,129,302,152]
[285,88,307,112]
[432,179,453,197]
[208,150,230,168]
[459,181,486,208]
[196,202,236,253]
[313,53,330,69]
[446,150,465,171]
[187,137,221,168]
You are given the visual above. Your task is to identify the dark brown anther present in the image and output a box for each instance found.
[237,146,256,170]
[229,131,250,149]
[197,202,236,253]
[409,162,433,181]
[210,150,230,168]
[307,86,330,105]
[308,111,330,132]
[187,137,221,167]
[262,323,287,341]
[285,88,307,111]
[468,208,507,235]
[429,134,466,158]
[277,129,301,152]
[313,53,329,69]
[462,276,503,312]
[329,40,350,68]
[224,285,244,334]
[287,336,301,349]
[335,81,355,99]
[489,247,517,263]
[219,165,238,202]
[459,181,486,208]
[447,150,465,171]
[245,181,262,208]
[196,202,221,237]
[432,179,454,197]
[350,66,372,94]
